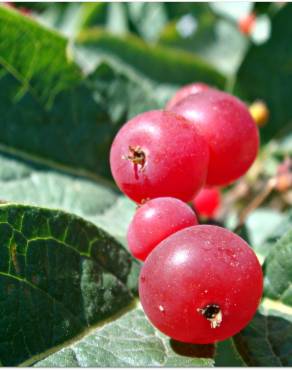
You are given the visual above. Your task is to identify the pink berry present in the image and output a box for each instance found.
[139,225,263,344]
[238,13,256,35]
[193,187,221,218]
[170,89,259,186]
[127,197,198,261]
[166,82,210,110]
[110,110,209,203]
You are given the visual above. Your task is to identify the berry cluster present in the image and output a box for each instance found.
[110,83,263,344]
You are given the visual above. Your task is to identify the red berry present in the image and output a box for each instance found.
[127,197,198,261]
[193,187,221,218]
[166,82,210,110]
[4,2,31,15]
[170,89,259,186]
[110,110,209,203]
[139,225,263,344]
[238,13,256,35]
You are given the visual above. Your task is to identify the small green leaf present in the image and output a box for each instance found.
[35,308,214,367]
[0,204,140,366]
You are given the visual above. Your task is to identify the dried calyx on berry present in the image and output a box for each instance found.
[197,304,222,329]
[125,146,146,168]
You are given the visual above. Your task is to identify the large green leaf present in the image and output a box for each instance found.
[0,5,81,107]
[35,308,214,367]
[34,3,109,38]
[234,311,292,366]
[0,155,215,367]
[0,204,140,366]
[235,4,292,142]
[214,339,245,366]
[233,227,292,365]
[76,28,225,87]
[263,229,292,306]
[0,152,136,246]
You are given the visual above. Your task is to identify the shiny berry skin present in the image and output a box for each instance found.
[170,90,259,186]
[110,110,209,204]
[127,197,198,261]
[166,82,210,110]
[193,187,221,218]
[139,225,263,344]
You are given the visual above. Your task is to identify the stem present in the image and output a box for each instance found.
[235,177,277,232]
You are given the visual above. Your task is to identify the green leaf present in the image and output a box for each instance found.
[159,12,248,76]
[245,208,287,260]
[0,154,213,367]
[214,339,245,366]
[106,3,129,36]
[234,312,292,366]
[164,3,210,20]
[0,5,81,107]
[79,2,108,30]
[0,152,136,246]
[35,308,214,367]
[261,211,292,259]
[35,3,109,38]
[263,229,292,306]
[0,203,139,366]
[234,226,292,366]
[234,4,292,142]
[127,2,168,42]
[76,28,226,87]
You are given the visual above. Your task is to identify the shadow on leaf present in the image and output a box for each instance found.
[170,338,215,358]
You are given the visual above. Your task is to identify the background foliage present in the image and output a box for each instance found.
[0,1,291,366]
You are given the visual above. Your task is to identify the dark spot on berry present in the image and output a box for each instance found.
[201,304,220,319]
[197,304,222,328]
